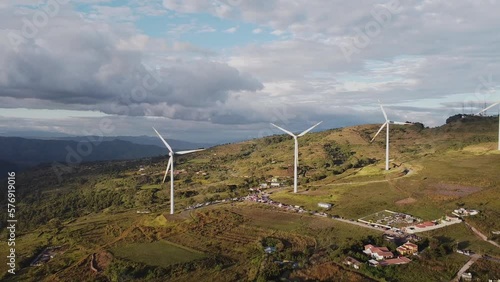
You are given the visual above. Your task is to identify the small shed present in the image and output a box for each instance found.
[318,202,332,209]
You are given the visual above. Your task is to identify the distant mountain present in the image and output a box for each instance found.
[0,130,214,150]
[53,135,213,150]
[0,130,73,138]
[0,137,167,174]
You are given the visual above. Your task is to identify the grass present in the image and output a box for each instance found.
[111,240,206,268]
[425,223,500,256]
[468,258,500,281]
[233,203,309,232]
[187,158,211,164]
[380,253,469,282]
[141,184,161,189]
[232,203,381,245]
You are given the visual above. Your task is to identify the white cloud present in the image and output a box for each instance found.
[252,28,262,34]
[197,25,216,33]
[270,29,285,36]
[223,26,239,33]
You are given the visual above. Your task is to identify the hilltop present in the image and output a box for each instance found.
[0,115,499,281]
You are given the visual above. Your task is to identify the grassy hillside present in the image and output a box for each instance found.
[0,115,499,281]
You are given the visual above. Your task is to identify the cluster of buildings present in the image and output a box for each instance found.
[259,177,283,189]
[363,243,416,267]
[456,249,475,256]
[344,242,416,270]
[245,194,309,214]
[452,208,479,217]
[185,197,242,210]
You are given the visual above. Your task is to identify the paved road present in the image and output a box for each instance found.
[332,218,385,232]
[451,254,481,282]
[465,222,500,249]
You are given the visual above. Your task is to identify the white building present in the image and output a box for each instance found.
[318,202,332,209]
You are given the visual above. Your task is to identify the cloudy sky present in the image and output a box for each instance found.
[0,0,499,143]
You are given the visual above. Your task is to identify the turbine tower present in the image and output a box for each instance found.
[476,102,500,150]
[153,127,204,214]
[270,122,322,193]
[370,101,411,171]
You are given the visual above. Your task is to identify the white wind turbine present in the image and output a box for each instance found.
[476,102,500,150]
[270,122,322,193]
[153,127,204,215]
[370,101,411,171]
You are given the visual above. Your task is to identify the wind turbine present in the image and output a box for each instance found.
[270,122,322,193]
[370,101,411,171]
[153,127,204,214]
[476,102,500,150]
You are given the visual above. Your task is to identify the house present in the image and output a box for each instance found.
[343,257,362,269]
[380,256,411,266]
[264,246,276,254]
[461,272,472,281]
[270,182,281,187]
[364,245,394,260]
[318,202,332,209]
[396,242,418,256]
[368,259,379,267]
[259,183,268,189]
[452,208,479,217]
[416,221,435,228]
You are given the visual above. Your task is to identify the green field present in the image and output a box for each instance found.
[112,240,206,267]
[141,184,162,189]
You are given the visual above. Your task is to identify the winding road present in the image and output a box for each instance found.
[451,254,481,282]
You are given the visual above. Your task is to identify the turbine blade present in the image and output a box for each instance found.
[163,157,172,183]
[370,122,387,143]
[176,149,205,155]
[476,102,500,115]
[298,121,323,137]
[379,101,388,121]
[270,123,296,137]
[153,127,173,153]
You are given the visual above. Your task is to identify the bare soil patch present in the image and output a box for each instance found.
[95,251,113,271]
[396,197,417,205]
[431,183,482,197]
